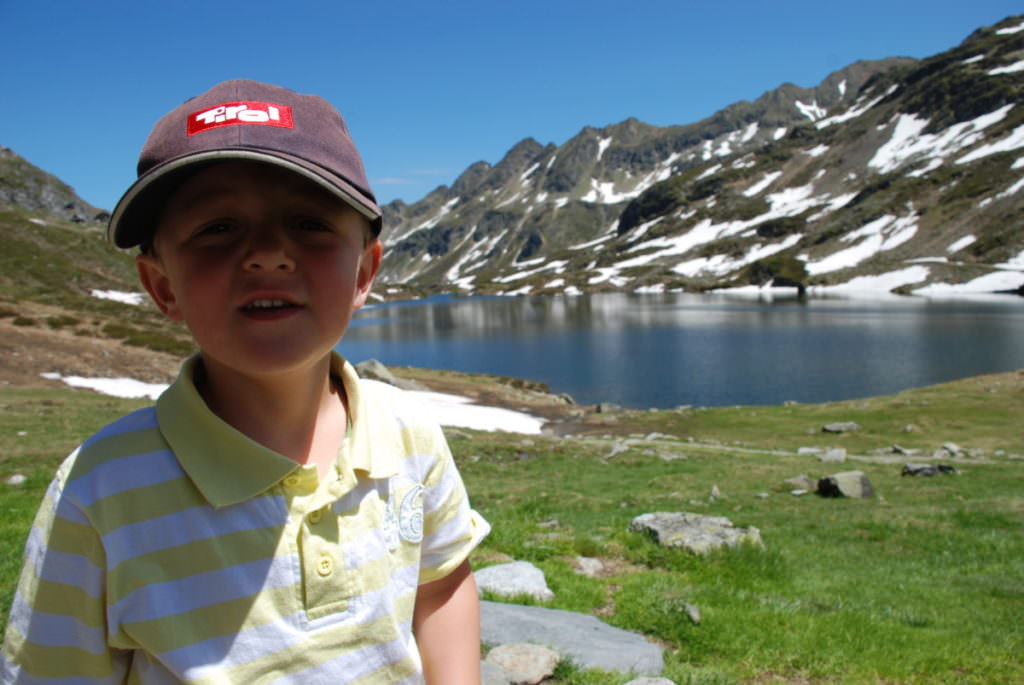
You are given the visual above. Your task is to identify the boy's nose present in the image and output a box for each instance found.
[243,228,295,272]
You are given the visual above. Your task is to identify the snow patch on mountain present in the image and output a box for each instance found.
[795,99,827,122]
[870,105,1014,174]
[806,213,919,275]
[957,122,1024,164]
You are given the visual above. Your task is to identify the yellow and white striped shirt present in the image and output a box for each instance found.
[2,354,489,683]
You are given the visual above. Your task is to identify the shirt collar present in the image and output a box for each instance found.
[334,353,401,480]
[156,353,400,508]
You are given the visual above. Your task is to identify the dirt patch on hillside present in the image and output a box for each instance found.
[0,319,181,389]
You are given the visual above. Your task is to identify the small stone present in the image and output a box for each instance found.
[608,442,630,458]
[820,447,847,463]
[902,463,957,477]
[683,602,701,625]
[822,421,861,433]
[709,485,721,501]
[5,474,27,486]
[624,679,676,685]
[658,452,688,461]
[574,556,604,577]
[485,644,559,685]
[797,447,822,455]
[755,492,769,499]
[784,474,816,491]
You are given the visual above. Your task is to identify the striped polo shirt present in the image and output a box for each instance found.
[2,353,489,683]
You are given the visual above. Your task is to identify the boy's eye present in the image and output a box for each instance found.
[196,221,235,237]
[297,218,332,232]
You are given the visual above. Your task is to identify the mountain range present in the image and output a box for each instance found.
[1,15,1023,303]
[376,15,1024,298]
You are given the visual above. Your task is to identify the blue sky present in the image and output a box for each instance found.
[2,1,1020,212]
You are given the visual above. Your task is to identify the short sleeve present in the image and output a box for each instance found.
[1,452,130,683]
[415,423,490,584]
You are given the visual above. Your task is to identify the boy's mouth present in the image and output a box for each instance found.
[242,299,299,312]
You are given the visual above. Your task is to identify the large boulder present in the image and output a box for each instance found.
[480,601,664,676]
[629,512,763,555]
[476,561,554,601]
[817,470,875,498]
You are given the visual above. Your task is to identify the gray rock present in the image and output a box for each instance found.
[658,451,688,461]
[481,601,664,676]
[942,442,962,456]
[682,602,701,625]
[784,474,816,491]
[797,447,822,455]
[574,556,604,577]
[354,359,425,391]
[822,421,861,433]
[485,644,559,685]
[476,561,554,601]
[629,512,763,555]
[819,447,847,463]
[608,441,630,458]
[482,660,510,685]
[817,470,875,498]
[901,463,957,477]
[624,679,677,685]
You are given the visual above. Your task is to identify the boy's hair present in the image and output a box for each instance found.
[108,79,383,250]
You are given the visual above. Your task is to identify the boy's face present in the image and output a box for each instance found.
[136,160,382,380]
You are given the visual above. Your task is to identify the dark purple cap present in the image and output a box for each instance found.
[108,79,382,248]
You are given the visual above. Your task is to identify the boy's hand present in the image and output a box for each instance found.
[412,559,481,684]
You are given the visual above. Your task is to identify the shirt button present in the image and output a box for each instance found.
[308,510,323,524]
[316,555,334,577]
[284,476,300,488]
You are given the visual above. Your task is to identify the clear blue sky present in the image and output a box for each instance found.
[2,0,1020,212]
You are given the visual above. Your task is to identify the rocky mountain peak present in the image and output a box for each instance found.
[0,147,107,224]
[376,15,1024,299]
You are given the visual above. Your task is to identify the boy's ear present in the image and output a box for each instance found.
[136,254,184,322]
[353,239,383,310]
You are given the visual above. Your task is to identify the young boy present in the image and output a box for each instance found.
[2,79,489,683]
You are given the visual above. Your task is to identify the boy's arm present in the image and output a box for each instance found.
[412,559,480,685]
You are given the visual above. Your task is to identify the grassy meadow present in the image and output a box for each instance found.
[1,372,1022,683]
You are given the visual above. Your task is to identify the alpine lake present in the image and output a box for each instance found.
[337,291,1024,409]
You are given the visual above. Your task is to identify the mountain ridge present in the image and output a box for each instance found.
[375,15,1024,298]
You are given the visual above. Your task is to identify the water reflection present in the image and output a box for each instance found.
[339,293,1024,408]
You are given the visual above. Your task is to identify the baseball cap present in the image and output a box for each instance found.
[108,79,382,248]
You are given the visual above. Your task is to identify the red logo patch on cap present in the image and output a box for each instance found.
[187,101,294,136]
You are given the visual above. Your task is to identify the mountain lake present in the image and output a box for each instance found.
[338,292,1024,409]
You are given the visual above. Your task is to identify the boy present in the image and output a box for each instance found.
[2,79,489,683]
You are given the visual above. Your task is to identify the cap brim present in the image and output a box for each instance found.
[108,149,383,249]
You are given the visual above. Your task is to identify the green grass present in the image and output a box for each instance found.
[1,375,1022,683]
[453,373,1024,683]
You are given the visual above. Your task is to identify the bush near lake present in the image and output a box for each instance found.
[2,371,1023,683]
